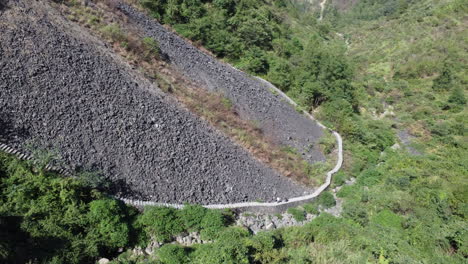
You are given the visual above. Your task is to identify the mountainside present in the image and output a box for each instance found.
[0,0,312,204]
[118,3,326,164]
[0,0,466,263]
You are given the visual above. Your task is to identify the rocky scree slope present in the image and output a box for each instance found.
[118,3,325,163]
[0,0,310,204]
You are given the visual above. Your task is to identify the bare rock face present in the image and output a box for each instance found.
[118,3,325,164]
[0,0,310,204]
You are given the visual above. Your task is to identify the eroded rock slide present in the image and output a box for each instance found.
[118,3,326,163]
[0,0,310,204]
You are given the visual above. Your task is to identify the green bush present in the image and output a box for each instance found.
[448,86,466,106]
[238,47,269,74]
[267,57,292,91]
[137,207,184,242]
[192,227,250,264]
[178,204,207,231]
[100,23,126,42]
[357,169,382,187]
[200,209,226,240]
[430,122,451,137]
[158,244,189,264]
[333,171,347,187]
[248,232,285,263]
[371,209,403,229]
[318,99,354,130]
[336,184,355,198]
[317,191,336,208]
[287,207,306,222]
[85,199,130,255]
[303,203,319,214]
[433,61,453,91]
[142,37,160,59]
[281,226,314,247]
[342,201,368,226]
[249,231,277,252]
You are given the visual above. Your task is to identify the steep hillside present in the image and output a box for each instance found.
[117,3,326,164]
[0,0,311,204]
[0,0,466,263]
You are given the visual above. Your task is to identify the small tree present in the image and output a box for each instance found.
[239,47,269,74]
[137,206,184,242]
[200,210,226,240]
[158,244,189,264]
[433,61,453,91]
[142,37,160,60]
[178,204,207,231]
[85,199,130,255]
[318,191,336,208]
[287,207,306,222]
[448,86,466,106]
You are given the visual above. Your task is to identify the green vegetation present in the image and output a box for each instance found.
[136,207,185,242]
[287,207,306,221]
[142,36,161,59]
[131,0,467,262]
[319,130,336,154]
[317,191,336,208]
[3,0,465,263]
[140,0,357,110]
[0,152,134,263]
[0,151,232,263]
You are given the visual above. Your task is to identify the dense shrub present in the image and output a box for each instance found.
[158,244,189,264]
[85,199,130,255]
[238,47,269,74]
[317,191,336,208]
[200,209,226,240]
[433,61,453,91]
[281,226,315,248]
[136,207,184,242]
[342,201,369,226]
[371,209,403,229]
[287,207,306,221]
[448,86,466,106]
[303,203,319,214]
[249,232,285,263]
[192,227,250,264]
[178,204,208,232]
[0,153,133,263]
[357,169,382,186]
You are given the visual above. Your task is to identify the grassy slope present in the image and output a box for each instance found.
[316,0,468,262]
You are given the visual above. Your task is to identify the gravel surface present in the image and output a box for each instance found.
[0,0,310,204]
[118,3,325,163]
